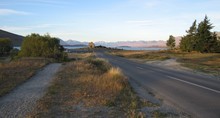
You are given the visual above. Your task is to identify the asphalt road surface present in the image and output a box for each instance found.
[96,51,220,118]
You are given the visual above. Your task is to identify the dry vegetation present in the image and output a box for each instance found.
[0,58,50,96]
[30,54,144,117]
[67,52,94,60]
[176,52,220,75]
[110,50,170,61]
[110,50,220,76]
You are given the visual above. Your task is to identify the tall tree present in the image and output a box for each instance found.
[196,15,218,52]
[180,20,197,52]
[166,35,175,50]
[186,20,197,35]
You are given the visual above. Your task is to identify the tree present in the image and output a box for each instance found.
[88,42,95,48]
[166,35,175,49]
[180,20,197,52]
[196,15,218,52]
[179,16,219,53]
[19,33,66,60]
[0,38,12,56]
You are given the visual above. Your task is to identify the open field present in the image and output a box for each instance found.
[29,54,147,117]
[109,50,220,76]
[0,58,50,96]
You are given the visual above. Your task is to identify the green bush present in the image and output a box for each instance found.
[10,48,19,59]
[0,38,12,56]
[19,33,66,60]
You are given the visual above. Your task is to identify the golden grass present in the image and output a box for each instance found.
[0,58,49,96]
[177,53,220,75]
[30,56,144,117]
[110,50,170,61]
[67,52,94,60]
[110,50,220,75]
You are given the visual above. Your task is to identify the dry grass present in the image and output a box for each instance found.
[0,58,50,96]
[67,52,94,60]
[110,50,170,61]
[176,53,220,75]
[110,50,220,76]
[29,55,144,117]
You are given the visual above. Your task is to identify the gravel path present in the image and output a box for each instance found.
[0,63,62,118]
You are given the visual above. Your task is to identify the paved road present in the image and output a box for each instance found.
[97,51,220,118]
[0,63,61,118]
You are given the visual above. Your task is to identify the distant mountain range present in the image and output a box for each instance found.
[1,29,219,48]
[0,29,24,46]
[95,40,167,48]
[60,40,168,48]
[0,29,179,48]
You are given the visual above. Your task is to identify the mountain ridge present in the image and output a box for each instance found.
[0,29,24,46]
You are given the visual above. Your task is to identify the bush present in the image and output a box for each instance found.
[0,38,12,56]
[10,48,19,59]
[19,33,67,60]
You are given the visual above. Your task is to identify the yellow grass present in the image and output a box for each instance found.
[30,56,144,117]
[67,52,94,60]
[0,58,49,96]
[110,50,220,76]
[110,50,170,61]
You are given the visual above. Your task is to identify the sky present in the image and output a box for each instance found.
[0,0,220,42]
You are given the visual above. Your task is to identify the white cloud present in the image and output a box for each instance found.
[0,23,74,31]
[0,9,30,15]
[0,24,55,32]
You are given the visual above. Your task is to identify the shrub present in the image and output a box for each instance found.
[0,38,12,56]
[19,33,67,60]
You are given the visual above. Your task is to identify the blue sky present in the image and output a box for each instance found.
[0,0,220,42]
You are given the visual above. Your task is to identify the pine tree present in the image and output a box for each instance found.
[186,20,197,35]
[166,35,175,50]
[180,20,197,52]
[196,16,218,52]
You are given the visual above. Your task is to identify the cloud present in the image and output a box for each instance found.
[0,24,54,31]
[0,9,30,15]
[0,23,75,32]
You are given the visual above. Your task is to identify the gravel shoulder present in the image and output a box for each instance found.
[0,63,62,118]
[145,58,220,80]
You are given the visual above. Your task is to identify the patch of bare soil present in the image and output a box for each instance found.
[146,58,184,69]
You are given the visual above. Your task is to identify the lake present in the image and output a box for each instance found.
[14,46,21,50]
[14,46,166,51]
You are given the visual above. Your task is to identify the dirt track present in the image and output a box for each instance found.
[0,63,61,118]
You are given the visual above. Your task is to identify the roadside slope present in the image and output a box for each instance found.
[0,63,61,118]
